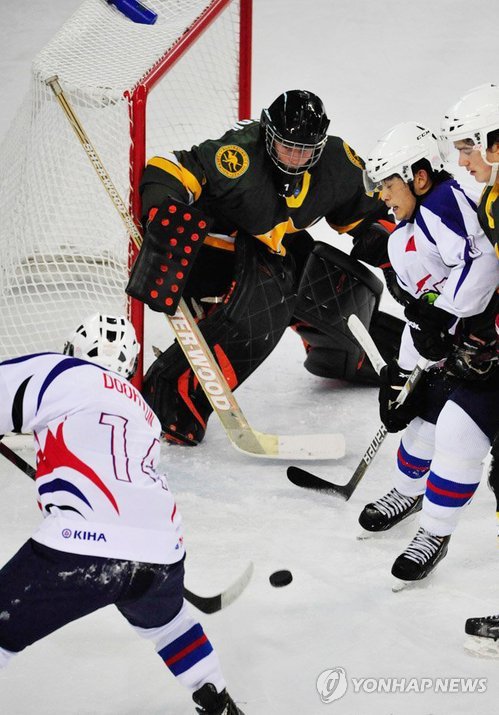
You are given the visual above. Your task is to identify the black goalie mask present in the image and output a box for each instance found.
[261,90,330,197]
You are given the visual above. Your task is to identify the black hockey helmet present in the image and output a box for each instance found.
[260,90,330,178]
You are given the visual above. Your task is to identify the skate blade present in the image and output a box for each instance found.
[391,576,433,593]
[464,635,499,659]
[392,579,414,593]
[356,512,421,542]
[356,529,390,541]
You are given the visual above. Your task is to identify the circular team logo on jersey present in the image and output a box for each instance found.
[343,141,364,169]
[215,145,249,178]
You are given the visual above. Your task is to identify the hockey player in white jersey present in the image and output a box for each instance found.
[359,123,499,583]
[0,313,243,715]
[439,83,499,650]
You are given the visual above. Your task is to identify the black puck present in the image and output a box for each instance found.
[269,570,293,587]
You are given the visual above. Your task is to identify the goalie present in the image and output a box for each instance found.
[127,89,405,444]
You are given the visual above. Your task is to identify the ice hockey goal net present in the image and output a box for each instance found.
[0,0,251,374]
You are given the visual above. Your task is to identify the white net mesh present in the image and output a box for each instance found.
[0,0,243,359]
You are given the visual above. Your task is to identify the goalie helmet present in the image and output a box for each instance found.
[439,83,499,162]
[364,122,444,192]
[63,313,140,378]
[260,90,330,179]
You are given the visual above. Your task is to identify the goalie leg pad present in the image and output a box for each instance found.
[143,236,299,443]
[292,242,401,383]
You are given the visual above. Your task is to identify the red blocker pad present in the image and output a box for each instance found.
[126,198,211,315]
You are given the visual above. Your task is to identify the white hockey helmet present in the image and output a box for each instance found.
[364,122,444,192]
[63,313,140,378]
[439,83,499,162]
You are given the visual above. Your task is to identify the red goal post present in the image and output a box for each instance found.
[0,0,252,381]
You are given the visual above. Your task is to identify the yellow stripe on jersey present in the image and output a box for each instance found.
[147,156,203,201]
[286,171,311,208]
[328,218,363,234]
[485,182,498,229]
[204,235,236,251]
[256,217,304,255]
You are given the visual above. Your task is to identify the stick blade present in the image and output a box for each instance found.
[230,431,346,461]
[286,466,351,500]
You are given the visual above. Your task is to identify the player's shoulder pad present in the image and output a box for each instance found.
[322,136,365,170]
[422,178,475,219]
[201,121,260,181]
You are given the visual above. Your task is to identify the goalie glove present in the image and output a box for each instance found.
[404,294,455,361]
[126,198,211,316]
[378,358,426,433]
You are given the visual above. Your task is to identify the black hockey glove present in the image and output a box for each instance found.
[446,293,499,380]
[350,219,395,269]
[404,295,455,361]
[378,358,425,433]
[446,335,497,381]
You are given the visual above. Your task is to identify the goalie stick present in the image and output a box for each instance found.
[287,316,430,500]
[45,75,344,462]
[0,438,252,613]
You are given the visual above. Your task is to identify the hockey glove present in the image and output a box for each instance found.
[446,292,499,380]
[404,295,455,361]
[378,358,425,433]
[446,334,498,381]
[350,219,395,269]
[126,198,211,316]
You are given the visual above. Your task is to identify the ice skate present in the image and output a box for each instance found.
[464,615,499,658]
[193,683,245,715]
[358,488,423,533]
[391,527,450,585]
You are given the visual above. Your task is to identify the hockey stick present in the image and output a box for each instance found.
[184,561,254,614]
[287,317,430,500]
[347,314,387,376]
[45,75,344,461]
[0,438,252,613]
[0,440,36,479]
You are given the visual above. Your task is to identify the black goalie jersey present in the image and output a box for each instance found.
[139,120,390,263]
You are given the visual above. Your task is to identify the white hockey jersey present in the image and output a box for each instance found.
[388,179,499,369]
[0,353,184,564]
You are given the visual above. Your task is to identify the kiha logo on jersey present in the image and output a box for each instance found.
[316,667,348,703]
[62,528,107,542]
[316,667,488,702]
[215,145,249,178]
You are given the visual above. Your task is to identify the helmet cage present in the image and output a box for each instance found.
[262,108,328,175]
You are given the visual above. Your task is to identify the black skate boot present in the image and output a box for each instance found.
[391,527,450,581]
[358,488,423,532]
[465,614,499,641]
[192,683,245,715]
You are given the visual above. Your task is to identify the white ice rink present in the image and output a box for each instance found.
[1,1,498,713]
